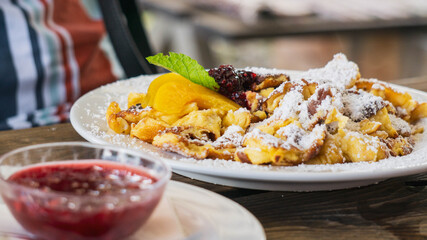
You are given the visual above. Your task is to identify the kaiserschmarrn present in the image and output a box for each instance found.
[106,54,427,166]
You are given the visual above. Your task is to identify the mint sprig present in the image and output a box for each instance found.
[146,52,219,91]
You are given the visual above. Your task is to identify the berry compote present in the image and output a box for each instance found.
[4,160,163,240]
[208,65,257,108]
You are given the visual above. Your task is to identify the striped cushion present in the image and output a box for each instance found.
[0,0,124,130]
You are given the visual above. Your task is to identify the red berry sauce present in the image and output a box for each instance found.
[208,65,257,109]
[4,161,163,240]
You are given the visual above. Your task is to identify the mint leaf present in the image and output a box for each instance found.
[146,52,219,91]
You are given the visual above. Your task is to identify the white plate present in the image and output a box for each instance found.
[0,181,265,240]
[70,73,427,191]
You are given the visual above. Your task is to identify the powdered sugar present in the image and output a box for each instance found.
[298,87,334,129]
[261,54,364,129]
[342,130,382,153]
[246,128,282,148]
[276,123,325,150]
[234,108,250,114]
[341,89,385,122]
[299,53,359,90]
[270,88,304,120]
[396,107,408,116]
[389,114,411,136]
[129,105,152,114]
[267,82,286,99]
[244,67,289,76]
[372,83,385,91]
[212,125,244,148]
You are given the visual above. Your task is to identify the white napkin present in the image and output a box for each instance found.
[0,197,186,240]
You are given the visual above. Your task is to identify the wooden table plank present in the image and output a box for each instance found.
[232,175,427,239]
[0,123,85,155]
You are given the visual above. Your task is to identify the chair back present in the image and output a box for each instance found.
[98,0,158,77]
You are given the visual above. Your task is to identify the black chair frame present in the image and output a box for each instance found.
[98,0,157,77]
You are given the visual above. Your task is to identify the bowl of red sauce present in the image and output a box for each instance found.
[0,142,171,240]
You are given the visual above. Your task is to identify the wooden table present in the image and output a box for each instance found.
[1,77,427,239]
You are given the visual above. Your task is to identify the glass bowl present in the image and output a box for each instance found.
[0,142,171,240]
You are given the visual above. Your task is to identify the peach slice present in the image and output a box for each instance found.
[140,73,180,107]
[143,73,239,115]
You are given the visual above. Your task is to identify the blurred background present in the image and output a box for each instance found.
[138,0,427,81]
